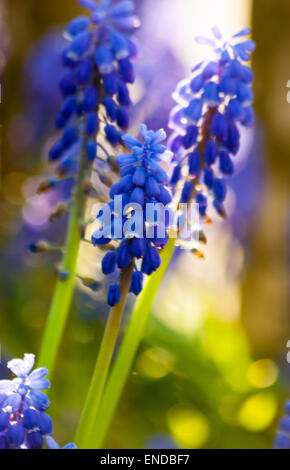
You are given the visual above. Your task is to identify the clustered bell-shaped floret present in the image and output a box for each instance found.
[92,124,173,306]
[169,27,255,219]
[0,354,76,449]
[274,401,290,449]
[48,0,140,187]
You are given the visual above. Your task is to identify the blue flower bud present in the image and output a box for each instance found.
[156,186,172,205]
[131,238,146,258]
[67,16,90,36]
[203,82,220,106]
[240,65,254,83]
[59,73,77,96]
[116,106,130,130]
[220,74,236,95]
[119,58,135,83]
[188,151,201,177]
[204,140,218,165]
[105,124,122,145]
[241,106,254,127]
[102,251,117,275]
[228,59,243,79]
[274,433,290,449]
[23,408,40,430]
[227,98,244,119]
[145,176,160,198]
[170,165,182,186]
[185,99,202,122]
[83,86,98,112]
[117,82,131,106]
[224,121,240,154]
[38,412,53,435]
[196,193,207,216]
[95,45,114,74]
[86,141,97,162]
[133,167,146,187]
[103,96,117,121]
[86,112,99,135]
[280,417,290,433]
[29,390,50,411]
[236,81,253,105]
[211,113,228,142]
[213,178,227,202]
[219,150,234,175]
[108,284,121,306]
[182,125,198,149]
[130,271,143,295]
[27,431,44,449]
[103,73,119,95]
[118,174,134,193]
[116,243,131,269]
[181,181,194,203]
[75,60,92,84]
[130,187,145,205]
[202,61,219,79]
[6,422,25,446]
[70,32,92,57]
[49,141,64,161]
[203,166,214,189]
[141,245,161,275]
[190,74,205,93]
[62,126,78,148]
[0,411,9,432]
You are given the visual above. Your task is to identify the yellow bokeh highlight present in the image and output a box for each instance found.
[167,405,210,448]
[247,359,278,389]
[238,392,277,431]
[137,348,174,380]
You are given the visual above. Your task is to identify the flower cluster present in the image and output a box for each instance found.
[0,354,75,449]
[169,27,255,219]
[92,124,173,306]
[47,0,140,188]
[274,401,290,449]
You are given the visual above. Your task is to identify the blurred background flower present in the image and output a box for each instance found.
[0,0,289,449]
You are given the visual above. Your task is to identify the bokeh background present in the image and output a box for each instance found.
[0,0,289,449]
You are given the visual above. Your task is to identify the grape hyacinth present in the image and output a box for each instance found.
[169,27,255,220]
[0,354,75,449]
[44,0,140,196]
[92,124,173,306]
[274,401,290,449]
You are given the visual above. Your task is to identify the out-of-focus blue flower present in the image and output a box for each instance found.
[0,354,75,449]
[92,124,173,306]
[45,0,140,200]
[169,27,255,220]
[274,401,290,449]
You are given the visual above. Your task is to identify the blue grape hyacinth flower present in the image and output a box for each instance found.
[274,401,290,449]
[169,27,255,220]
[45,0,140,198]
[92,124,173,306]
[0,354,76,449]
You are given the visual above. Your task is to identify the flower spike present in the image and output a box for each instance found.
[169,28,255,221]
[0,354,76,449]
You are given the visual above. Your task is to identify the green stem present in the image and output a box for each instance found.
[75,264,133,449]
[88,237,176,449]
[37,141,89,374]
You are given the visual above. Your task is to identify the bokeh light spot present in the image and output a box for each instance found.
[137,347,174,380]
[167,404,210,448]
[247,359,278,389]
[238,392,277,431]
